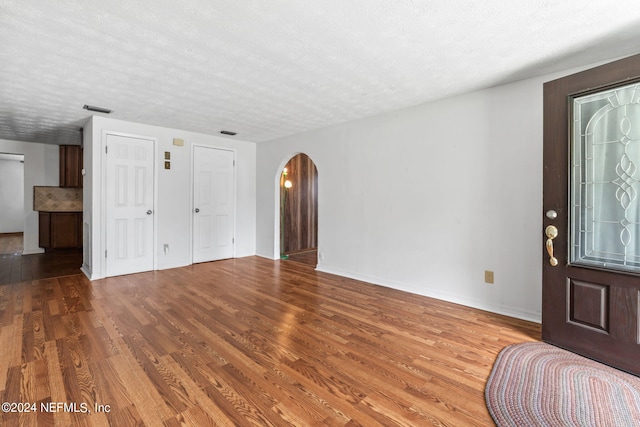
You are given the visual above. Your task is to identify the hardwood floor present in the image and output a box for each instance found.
[0,256,540,426]
[284,249,317,267]
[0,251,83,286]
[0,233,23,255]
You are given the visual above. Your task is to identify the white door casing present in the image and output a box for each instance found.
[105,133,155,277]
[192,146,235,263]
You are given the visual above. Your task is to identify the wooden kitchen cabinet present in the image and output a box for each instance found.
[59,145,83,188]
[39,212,82,250]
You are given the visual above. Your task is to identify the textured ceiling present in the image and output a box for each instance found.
[1,1,640,146]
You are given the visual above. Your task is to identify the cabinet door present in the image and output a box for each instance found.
[51,213,81,248]
[38,212,51,248]
[59,145,82,188]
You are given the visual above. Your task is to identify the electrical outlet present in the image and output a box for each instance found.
[163,244,170,254]
[484,270,494,284]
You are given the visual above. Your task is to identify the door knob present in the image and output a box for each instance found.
[545,225,558,266]
[195,208,200,213]
[146,210,153,215]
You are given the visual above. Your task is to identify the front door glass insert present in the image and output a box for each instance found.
[571,82,640,271]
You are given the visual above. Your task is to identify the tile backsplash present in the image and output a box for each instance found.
[33,186,82,212]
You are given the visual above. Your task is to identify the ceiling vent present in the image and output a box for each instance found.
[220,130,237,136]
[83,104,112,114]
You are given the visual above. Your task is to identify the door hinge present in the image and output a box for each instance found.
[233,160,236,166]
[105,250,107,258]
[232,237,235,244]
[105,146,108,154]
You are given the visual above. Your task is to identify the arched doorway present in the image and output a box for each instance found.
[279,153,318,266]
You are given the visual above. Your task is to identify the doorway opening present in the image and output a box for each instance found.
[278,153,318,267]
[0,153,25,255]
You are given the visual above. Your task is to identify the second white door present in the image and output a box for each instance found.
[192,146,235,263]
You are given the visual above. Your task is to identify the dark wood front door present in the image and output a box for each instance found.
[543,54,640,375]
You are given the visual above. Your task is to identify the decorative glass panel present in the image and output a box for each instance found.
[571,82,640,271]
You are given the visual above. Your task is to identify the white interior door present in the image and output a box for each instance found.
[105,134,155,277]
[192,146,235,263]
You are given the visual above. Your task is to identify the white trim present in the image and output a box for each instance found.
[255,252,276,260]
[80,265,91,280]
[22,248,45,255]
[315,264,542,324]
[102,130,158,277]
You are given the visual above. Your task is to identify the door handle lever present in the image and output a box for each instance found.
[545,225,558,266]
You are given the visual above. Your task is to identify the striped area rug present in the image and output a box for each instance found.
[485,342,640,427]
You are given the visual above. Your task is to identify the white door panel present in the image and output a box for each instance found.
[106,134,155,276]
[193,146,234,263]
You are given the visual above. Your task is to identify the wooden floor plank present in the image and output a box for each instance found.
[43,340,72,427]
[161,353,238,427]
[0,256,541,426]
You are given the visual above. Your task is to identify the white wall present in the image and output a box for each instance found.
[81,119,93,276]
[0,158,25,233]
[84,116,256,279]
[0,140,58,254]
[256,72,574,323]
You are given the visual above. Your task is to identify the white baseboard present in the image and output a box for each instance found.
[256,252,279,260]
[22,248,45,255]
[315,265,541,324]
[80,265,92,280]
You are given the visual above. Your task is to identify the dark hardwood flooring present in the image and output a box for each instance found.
[0,251,83,286]
[284,249,317,267]
[0,256,540,426]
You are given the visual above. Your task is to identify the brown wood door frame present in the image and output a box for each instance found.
[543,53,640,375]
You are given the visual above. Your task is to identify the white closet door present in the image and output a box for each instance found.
[105,134,155,277]
[192,146,235,263]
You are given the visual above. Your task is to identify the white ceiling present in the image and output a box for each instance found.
[1,1,640,146]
